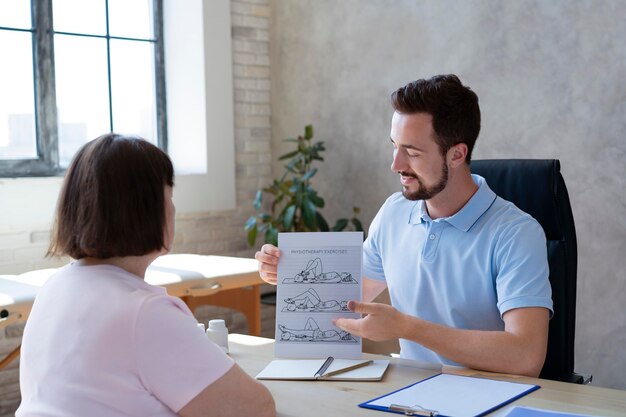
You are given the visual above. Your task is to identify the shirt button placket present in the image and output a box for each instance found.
[422,223,441,262]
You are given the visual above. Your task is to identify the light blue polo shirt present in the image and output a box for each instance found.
[363,174,553,366]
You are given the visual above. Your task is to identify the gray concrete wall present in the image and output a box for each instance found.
[270,0,625,389]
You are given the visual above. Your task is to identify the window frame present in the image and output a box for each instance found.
[0,0,166,177]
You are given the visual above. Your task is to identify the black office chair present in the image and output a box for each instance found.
[470,159,590,384]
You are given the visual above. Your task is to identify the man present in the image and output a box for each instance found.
[256,74,552,377]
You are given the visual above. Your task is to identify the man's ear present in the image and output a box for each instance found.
[448,143,468,168]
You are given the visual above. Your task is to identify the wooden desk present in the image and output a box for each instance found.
[229,334,626,417]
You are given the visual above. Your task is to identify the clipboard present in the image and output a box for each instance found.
[359,373,540,417]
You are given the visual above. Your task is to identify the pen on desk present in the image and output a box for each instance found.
[314,356,334,379]
[322,359,374,377]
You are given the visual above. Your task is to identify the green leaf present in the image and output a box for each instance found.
[332,218,348,231]
[247,227,257,247]
[316,212,329,232]
[265,226,278,246]
[244,216,257,231]
[283,204,296,230]
[271,194,286,213]
[301,198,317,230]
[253,190,262,211]
[295,185,303,207]
[284,164,299,175]
[278,150,299,160]
[262,186,277,195]
[351,218,364,231]
[285,157,302,173]
[260,213,272,222]
[304,125,313,140]
[301,168,318,181]
[308,190,325,208]
[266,180,281,194]
[278,182,293,195]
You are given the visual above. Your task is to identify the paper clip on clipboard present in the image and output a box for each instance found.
[389,403,439,416]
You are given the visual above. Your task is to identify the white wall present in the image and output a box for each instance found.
[164,0,236,212]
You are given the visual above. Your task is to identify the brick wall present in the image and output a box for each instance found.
[0,1,274,414]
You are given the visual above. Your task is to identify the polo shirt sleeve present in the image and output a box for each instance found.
[363,201,387,282]
[494,217,554,317]
[134,294,234,413]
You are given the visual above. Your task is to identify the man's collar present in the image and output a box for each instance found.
[408,175,497,231]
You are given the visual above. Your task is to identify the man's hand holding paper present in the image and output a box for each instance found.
[255,244,281,285]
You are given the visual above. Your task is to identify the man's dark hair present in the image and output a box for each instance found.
[48,133,174,259]
[391,74,481,162]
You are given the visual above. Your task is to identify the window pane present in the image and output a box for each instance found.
[0,0,31,29]
[110,39,157,144]
[109,0,153,39]
[54,35,110,167]
[52,0,106,35]
[0,31,36,159]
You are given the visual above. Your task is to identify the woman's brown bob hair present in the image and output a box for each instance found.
[48,133,174,259]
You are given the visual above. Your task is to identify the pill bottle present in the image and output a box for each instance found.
[206,319,229,353]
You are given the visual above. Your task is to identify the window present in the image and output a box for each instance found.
[0,0,165,177]
[0,0,235,227]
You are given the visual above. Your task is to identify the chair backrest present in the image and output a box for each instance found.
[470,159,578,382]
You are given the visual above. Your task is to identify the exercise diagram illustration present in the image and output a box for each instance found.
[282,257,357,284]
[282,288,349,312]
[278,317,358,343]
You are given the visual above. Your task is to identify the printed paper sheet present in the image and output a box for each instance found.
[275,232,363,359]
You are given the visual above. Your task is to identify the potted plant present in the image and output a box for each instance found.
[245,124,363,246]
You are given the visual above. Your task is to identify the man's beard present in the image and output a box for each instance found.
[400,161,449,201]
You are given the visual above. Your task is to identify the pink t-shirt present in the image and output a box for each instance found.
[17,263,234,417]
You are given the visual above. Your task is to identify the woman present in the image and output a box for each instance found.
[17,134,275,417]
